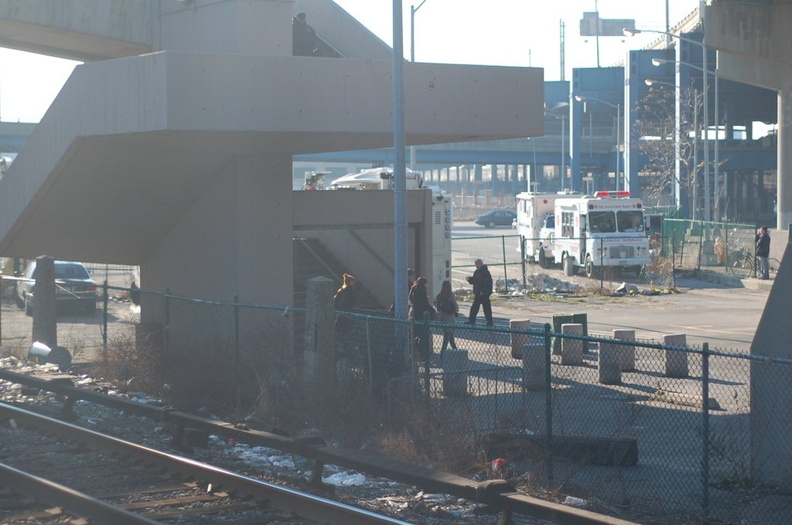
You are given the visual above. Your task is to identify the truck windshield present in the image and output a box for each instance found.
[617,210,645,232]
[589,211,616,233]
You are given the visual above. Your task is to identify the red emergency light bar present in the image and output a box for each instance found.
[594,191,631,198]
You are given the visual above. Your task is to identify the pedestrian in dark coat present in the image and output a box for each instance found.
[755,226,771,280]
[409,277,433,362]
[466,258,494,326]
[292,12,319,56]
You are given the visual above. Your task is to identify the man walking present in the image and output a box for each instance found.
[466,258,494,326]
[756,225,771,280]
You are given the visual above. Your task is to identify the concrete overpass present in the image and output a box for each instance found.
[0,0,542,308]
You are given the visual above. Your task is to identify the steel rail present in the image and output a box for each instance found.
[0,461,159,525]
[0,368,639,525]
[0,402,410,525]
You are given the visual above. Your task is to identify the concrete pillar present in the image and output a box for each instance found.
[510,319,531,359]
[778,89,792,229]
[613,329,636,371]
[663,333,689,378]
[31,255,56,348]
[522,338,547,391]
[598,339,622,385]
[560,323,584,365]
[304,276,336,396]
[442,348,468,397]
[750,231,792,488]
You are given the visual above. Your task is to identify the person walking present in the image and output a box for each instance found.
[409,276,433,362]
[435,280,458,356]
[292,12,319,56]
[755,225,771,280]
[466,258,493,326]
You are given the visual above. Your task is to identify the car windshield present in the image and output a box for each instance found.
[31,263,91,280]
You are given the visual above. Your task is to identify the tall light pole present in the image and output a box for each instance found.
[626,27,712,221]
[408,1,429,171]
[392,0,408,321]
[575,96,622,191]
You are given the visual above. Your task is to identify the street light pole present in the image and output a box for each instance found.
[626,27,712,221]
[409,0,429,171]
[574,95,622,191]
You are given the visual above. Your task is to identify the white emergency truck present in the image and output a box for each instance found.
[549,191,650,278]
[329,168,453,296]
[515,190,579,268]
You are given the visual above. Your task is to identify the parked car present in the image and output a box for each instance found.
[17,260,98,316]
[475,209,517,228]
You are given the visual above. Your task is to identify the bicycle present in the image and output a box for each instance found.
[731,250,781,278]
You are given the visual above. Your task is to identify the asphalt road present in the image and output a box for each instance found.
[453,220,769,353]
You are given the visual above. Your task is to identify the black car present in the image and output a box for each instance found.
[17,260,98,316]
[475,209,517,228]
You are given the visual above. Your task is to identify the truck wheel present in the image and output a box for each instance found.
[563,255,575,277]
[24,295,33,317]
[538,248,548,269]
[584,256,596,278]
[487,221,495,228]
[633,265,643,278]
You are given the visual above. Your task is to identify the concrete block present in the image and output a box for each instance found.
[509,319,531,359]
[442,348,468,397]
[522,338,547,391]
[613,329,636,371]
[598,341,622,385]
[560,323,584,365]
[663,334,689,378]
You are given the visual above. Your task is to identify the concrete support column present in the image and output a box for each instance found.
[304,276,336,396]
[31,255,56,348]
[613,329,636,371]
[778,88,792,229]
[663,333,689,378]
[560,323,584,365]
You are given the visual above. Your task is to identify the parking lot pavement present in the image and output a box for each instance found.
[468,272,771,353]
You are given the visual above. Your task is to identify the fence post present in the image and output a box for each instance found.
[102,281,109,367]
[544,323,554,483]
[501,235,508,290]
[520,237,527,288]
[233,294,240,408]
[599,237,604,289]
[701,342,710,520]
[164,288,171,355]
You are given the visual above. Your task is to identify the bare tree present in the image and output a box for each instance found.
[632,82,702,214]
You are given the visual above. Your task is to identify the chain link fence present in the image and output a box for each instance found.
[661,218,761,277]
[2,274,791,523]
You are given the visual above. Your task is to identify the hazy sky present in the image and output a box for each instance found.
[0,0,699,123]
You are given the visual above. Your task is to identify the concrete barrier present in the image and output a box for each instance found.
[522,338,547,391]
[613,329,636,371]
[598,340,622,385]
[442,348,469,397]
[509,319,531,359]
[560,323,584,365]
[663,333,689,377]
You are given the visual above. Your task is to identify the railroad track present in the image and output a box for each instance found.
[0,402,409,524]
[0,368,639,525]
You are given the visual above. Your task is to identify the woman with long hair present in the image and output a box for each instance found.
[435,280,458,355]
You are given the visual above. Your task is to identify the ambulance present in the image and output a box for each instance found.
[548,191,650,278]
